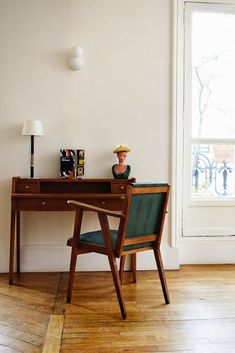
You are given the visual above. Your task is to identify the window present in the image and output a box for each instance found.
[185,3,235,200]
[173,0,235,247]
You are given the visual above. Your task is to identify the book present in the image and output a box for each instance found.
[60,149,85,178]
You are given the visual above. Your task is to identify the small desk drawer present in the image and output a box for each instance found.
[15,182,39,193]
[66,198,126,211]
[15,198,71,211]
[112,183,128,193]
[83,198,125,210]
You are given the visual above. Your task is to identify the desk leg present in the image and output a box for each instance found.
[9,210,16,284]
[131,253,137,283]
[16,211,20,274]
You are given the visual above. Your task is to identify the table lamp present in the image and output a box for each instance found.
[22,120,44,178]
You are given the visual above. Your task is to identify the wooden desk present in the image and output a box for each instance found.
[9,177,135,284]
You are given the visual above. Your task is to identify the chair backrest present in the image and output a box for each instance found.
[116,183,170,254]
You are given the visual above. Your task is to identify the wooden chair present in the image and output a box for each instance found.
[66,183,170,319]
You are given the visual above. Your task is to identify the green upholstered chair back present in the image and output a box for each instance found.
[121,183,170,251]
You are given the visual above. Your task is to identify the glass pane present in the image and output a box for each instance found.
[191,144,235,198]
[191,11,235,139]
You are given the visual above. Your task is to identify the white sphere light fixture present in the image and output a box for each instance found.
[68,46,84,71]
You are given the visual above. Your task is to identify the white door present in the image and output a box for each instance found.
[177,1,235,263]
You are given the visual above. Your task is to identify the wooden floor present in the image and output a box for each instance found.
[0,272,65,353]
[1,265,235,353]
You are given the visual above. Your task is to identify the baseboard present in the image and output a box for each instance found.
[180,237,235,264]
[0,242,179,273]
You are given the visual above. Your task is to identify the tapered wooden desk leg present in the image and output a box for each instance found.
[119,256,126,283]
[67,247,77,303]
[9,211,16,284]
[16,212,20,274]
[131,253,137,283]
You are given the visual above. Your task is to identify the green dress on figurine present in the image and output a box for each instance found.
[112,165,131,179]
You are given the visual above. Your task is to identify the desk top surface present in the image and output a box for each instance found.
[12,177,136,182]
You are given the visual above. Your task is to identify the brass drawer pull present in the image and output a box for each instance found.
[41,201,46,206]
[120,186,125,190]
[25,185,30,190]
[102,201,107,205]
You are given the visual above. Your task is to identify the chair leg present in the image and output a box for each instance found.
[108,252,127,319]
[153,248,170,304]
[131,253,137,283]
[119,255,126,283]
[98,213,127,319]
[67,247,78,303]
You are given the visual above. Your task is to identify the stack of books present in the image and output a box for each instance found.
[60,149,85,178]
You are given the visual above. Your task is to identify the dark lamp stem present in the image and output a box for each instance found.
[30,135,34,178]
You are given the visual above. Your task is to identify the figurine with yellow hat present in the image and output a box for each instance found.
[112,145,131,179]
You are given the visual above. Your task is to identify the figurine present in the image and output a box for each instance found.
[112,145,131,179]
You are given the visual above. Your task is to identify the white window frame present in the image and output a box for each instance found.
[171,0,235,248]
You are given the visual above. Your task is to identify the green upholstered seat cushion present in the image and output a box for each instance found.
[80,230,118,247]
[79,230,153,252]
[80,230,117,246]
[66,231,116,248]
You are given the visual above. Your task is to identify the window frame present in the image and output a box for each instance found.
[172,0,235,247]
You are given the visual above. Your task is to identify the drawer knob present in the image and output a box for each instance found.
[102,201,106,205]
[120,186,124,189]
[41,201,46,206]
[25,185,29,190]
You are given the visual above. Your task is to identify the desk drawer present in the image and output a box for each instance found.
[112,183,128,193]
[15,198,71,210]
[15,197,125,211]
[15,181,39,193]
[82,198,125,210]
[66,198,126,210]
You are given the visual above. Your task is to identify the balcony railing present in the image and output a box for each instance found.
[192,144,234,198]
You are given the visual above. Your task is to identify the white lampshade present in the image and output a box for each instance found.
[22,120,44,136]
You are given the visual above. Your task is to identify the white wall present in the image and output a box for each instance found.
[0,0,178,273]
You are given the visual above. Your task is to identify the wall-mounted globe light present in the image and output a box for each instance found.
[68,46,84,70]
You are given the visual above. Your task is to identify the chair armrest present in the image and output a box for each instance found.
[67,200,125,219]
